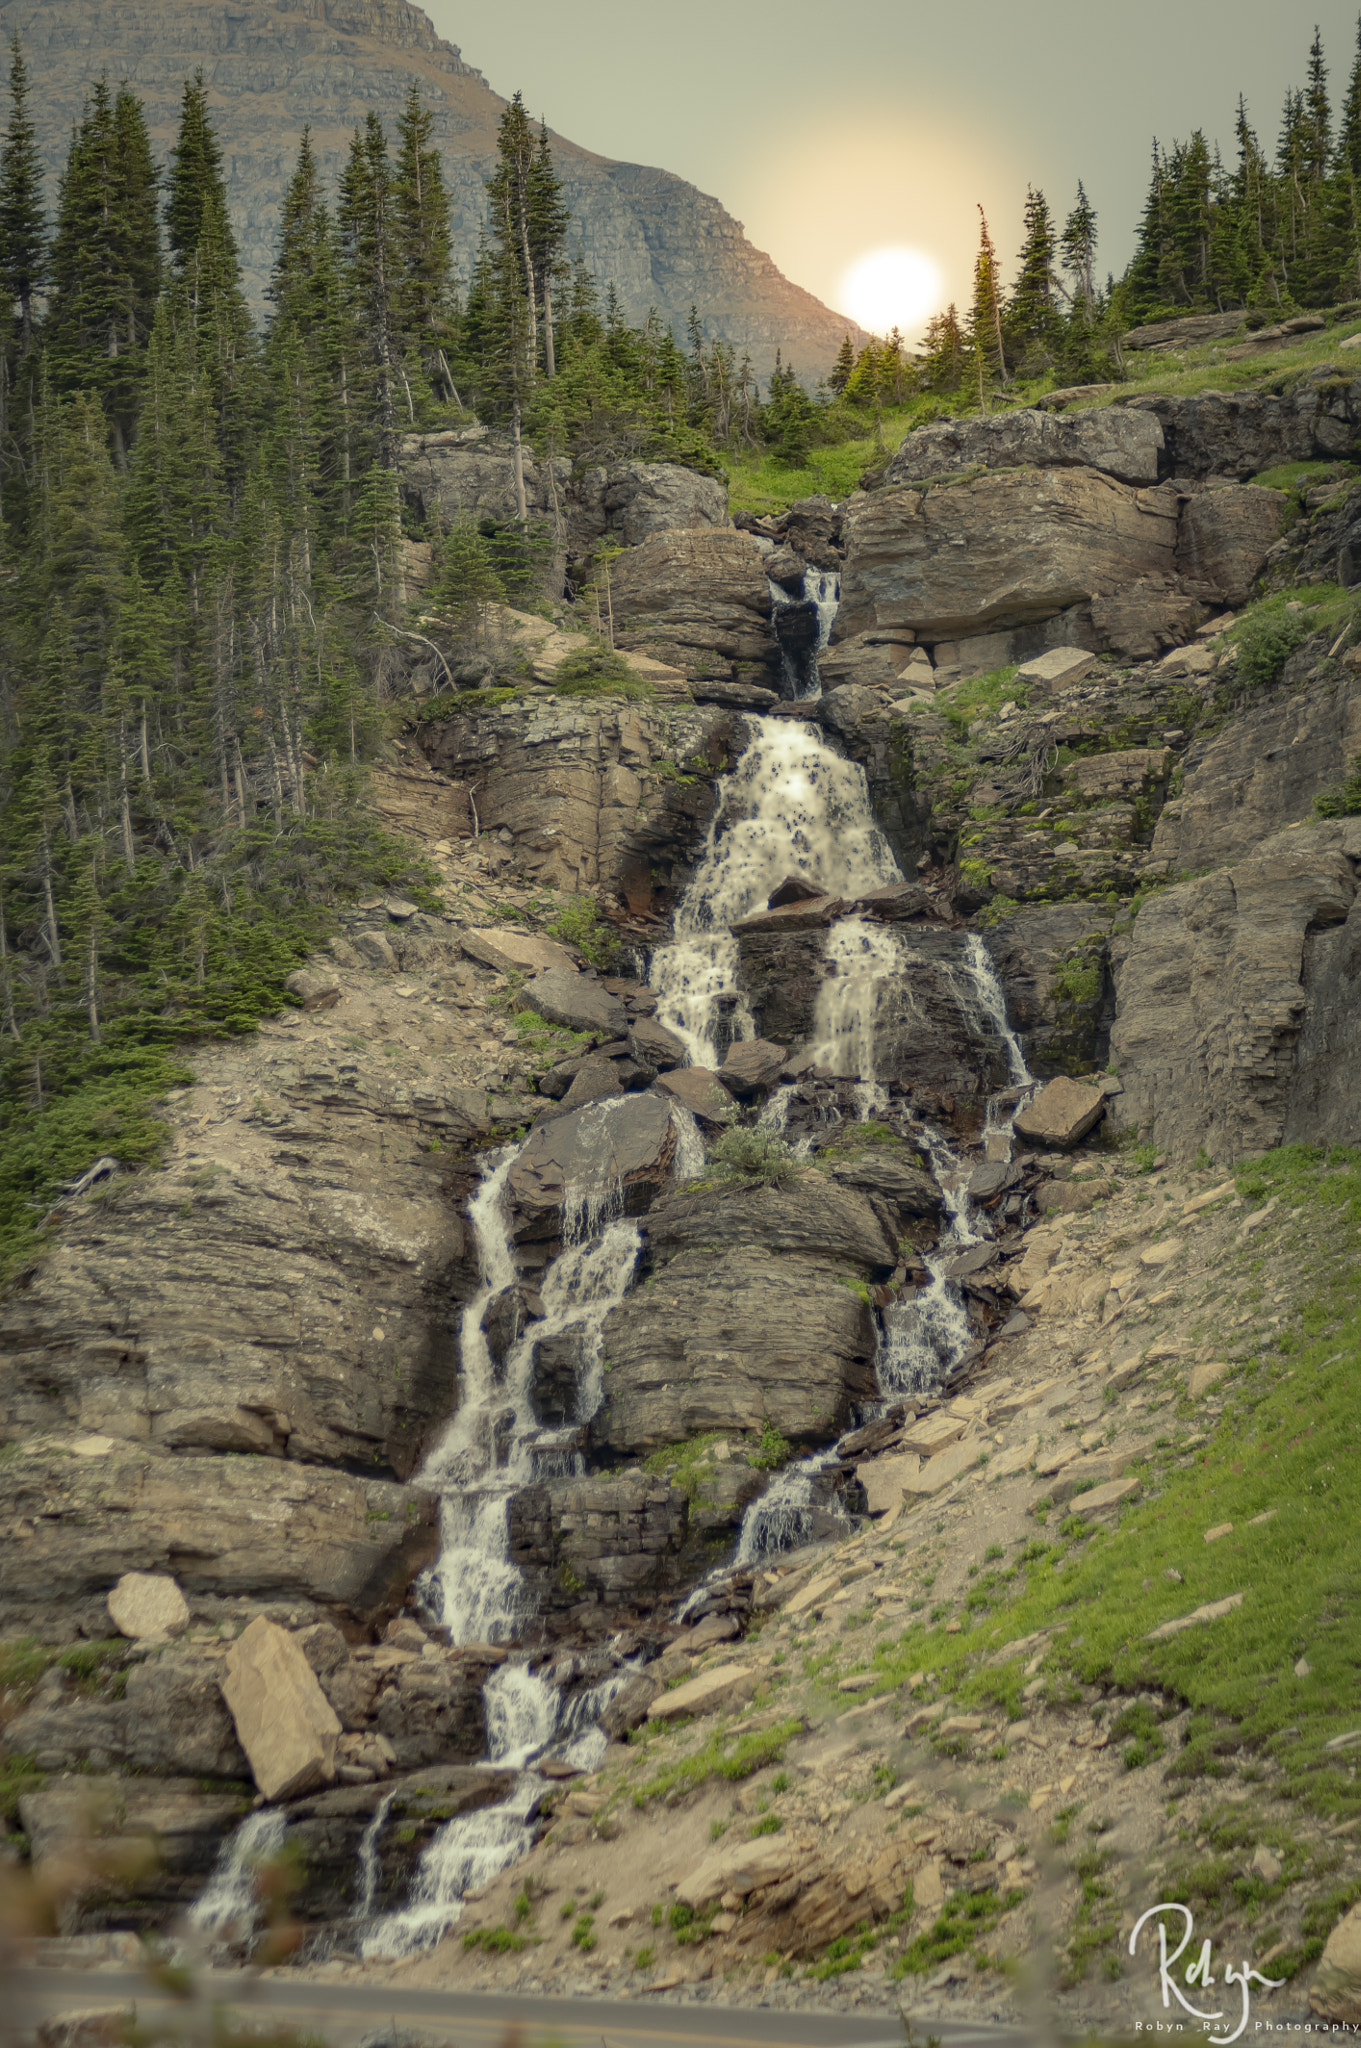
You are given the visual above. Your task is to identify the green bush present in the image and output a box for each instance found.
[1232,601,1314,687]
[551,642,653,699]
[711,1126,798,1185]
[1314,755,1361,818]
[547,894,619,971]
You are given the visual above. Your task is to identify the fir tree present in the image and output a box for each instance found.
[47,82,163,462]
[165,70,236,274]
[528,122,570,377]
[829,333,855,393]
[393,84,459,407]
[1004,186,1062,365]
[1059,183,1098,318]
[338,113,399,469]
[0,34,48,357]
[968,207,1007,406]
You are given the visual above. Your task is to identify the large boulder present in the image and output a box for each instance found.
[1109,821,1361,1163]
[221,1616,342,1801]
[506,1092,677,1223]
[884,406,1163,489]
[1124,386,1354,480]
[522,970,627,1037]
[645,1174,898,1268]
[1312,1901,1361,2025]
[1176,484,1288,603]
[837,471,1181,643]
[609,528,777,676]
[571,462,729,548]
[1013,1076,1107,1149]
[3,1648,248,1778]
[594,1248,881,1454]
[107,1573,190,1644]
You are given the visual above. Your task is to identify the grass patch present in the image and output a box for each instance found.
[462,1927,528,1953]
[891,1886,1025,1978]
[1249,459,1348,498]
[849,1146,1361,1819]
[633,1716,804,1806]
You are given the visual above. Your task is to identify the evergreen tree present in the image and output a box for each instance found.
[527,122,570,377]
[968,207,1007,405]
[338,113,399,468]
[1059,183,1099,317]
[920,304,966,392]
[392,84,459,407]
[829,333,855,393]
[0,34,48,357]
[47,82,163,461]
[1339,17,1361,178]
[165,70,236,275]
[1004,186,1062,365]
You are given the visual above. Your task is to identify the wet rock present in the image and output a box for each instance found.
[628,1017,687,1070]
[598,1671,661,1737]
[539,1056,625,1118]
[19,1777,252,1933]
[107,1572,190,1643]
[508,1473,691,1620]
[522,970,627,1037]
[643,1173,898,1269]
[884,406,1163,489]
[595,1244,880,1456]
[839,472,1180,643]
[654,1067,736,1122]
[508,1093,677,1225]
[827,1153,943,1218]
[483,1285,529,1367]
[1176,484,1290,604]
[689,678,781,710]
[715,1038,787,1094]
[731,895,845,934]
[528,1327,588,1426]
[222,1617,342,1801]
[765,545,807,591]
[282,1766,517,1923]
[769,873,830,906]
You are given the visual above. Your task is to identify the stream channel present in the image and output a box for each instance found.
[193,593,1036,1961]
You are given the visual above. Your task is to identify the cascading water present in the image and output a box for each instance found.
[807,918,908,1079]
[186,1809,287,1949]
[767,566,841,701]
[650,718,900,1066]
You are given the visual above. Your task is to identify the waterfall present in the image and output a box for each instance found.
[354,1788,398,1924]
[186,1809,287,1948]
[767,567,840,700]
[807,918,906,1079]
[650,717,900,1067]
[730,1447,845,1569]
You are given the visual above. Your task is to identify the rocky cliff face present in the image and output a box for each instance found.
[6,0,861,378]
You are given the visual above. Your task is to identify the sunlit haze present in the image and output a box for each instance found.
[426,0,1359,352]
[839,247,945,341]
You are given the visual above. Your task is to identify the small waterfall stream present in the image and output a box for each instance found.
[340,696,1038,1958]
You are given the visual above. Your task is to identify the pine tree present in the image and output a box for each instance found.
[920,305,966,393]
[527,122,570,378]
[1059,183,1099,318]
[968,207,1007,406]
[829,333,855,393]
[0,34,48,357]
[1305,26,1332,186]
[486,92,540,371]
[392,84,459,407]
[46,82,163,462]
[166,70,236,274]
[1339,17,1361,178]
[338,114,400,470]
[1004,186,1062,366]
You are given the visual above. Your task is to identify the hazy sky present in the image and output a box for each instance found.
[427,0,1359,342]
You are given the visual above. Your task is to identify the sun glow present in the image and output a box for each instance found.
[840,245,944,341]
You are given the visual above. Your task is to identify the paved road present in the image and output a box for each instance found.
[9,1966,1042,2048]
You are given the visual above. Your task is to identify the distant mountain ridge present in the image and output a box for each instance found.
[2,0,862,380]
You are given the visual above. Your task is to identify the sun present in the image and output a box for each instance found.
[840,246,944,340]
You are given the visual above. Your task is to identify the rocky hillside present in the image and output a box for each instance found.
[5,311,1361,2035]
[3,0,860,377]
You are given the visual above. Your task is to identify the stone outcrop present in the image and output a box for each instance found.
[608,528,779,678]
[506,1093,677,1228]
[1175,484,1289,605]
[1108,820,1361,1163]
[420,698,727,909]
[221,1616,342,1800]
[509,1473,692,1626]
[5,1646,248,1778]
[0,1439,435,1640]
[1123,377,1361,479]
[400,440,729,567]
[1152,670,1361,874]
[884,407,1164,489]
[837,472,1182,646]
[6,1,862,381]
[593,1173,894,1456]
